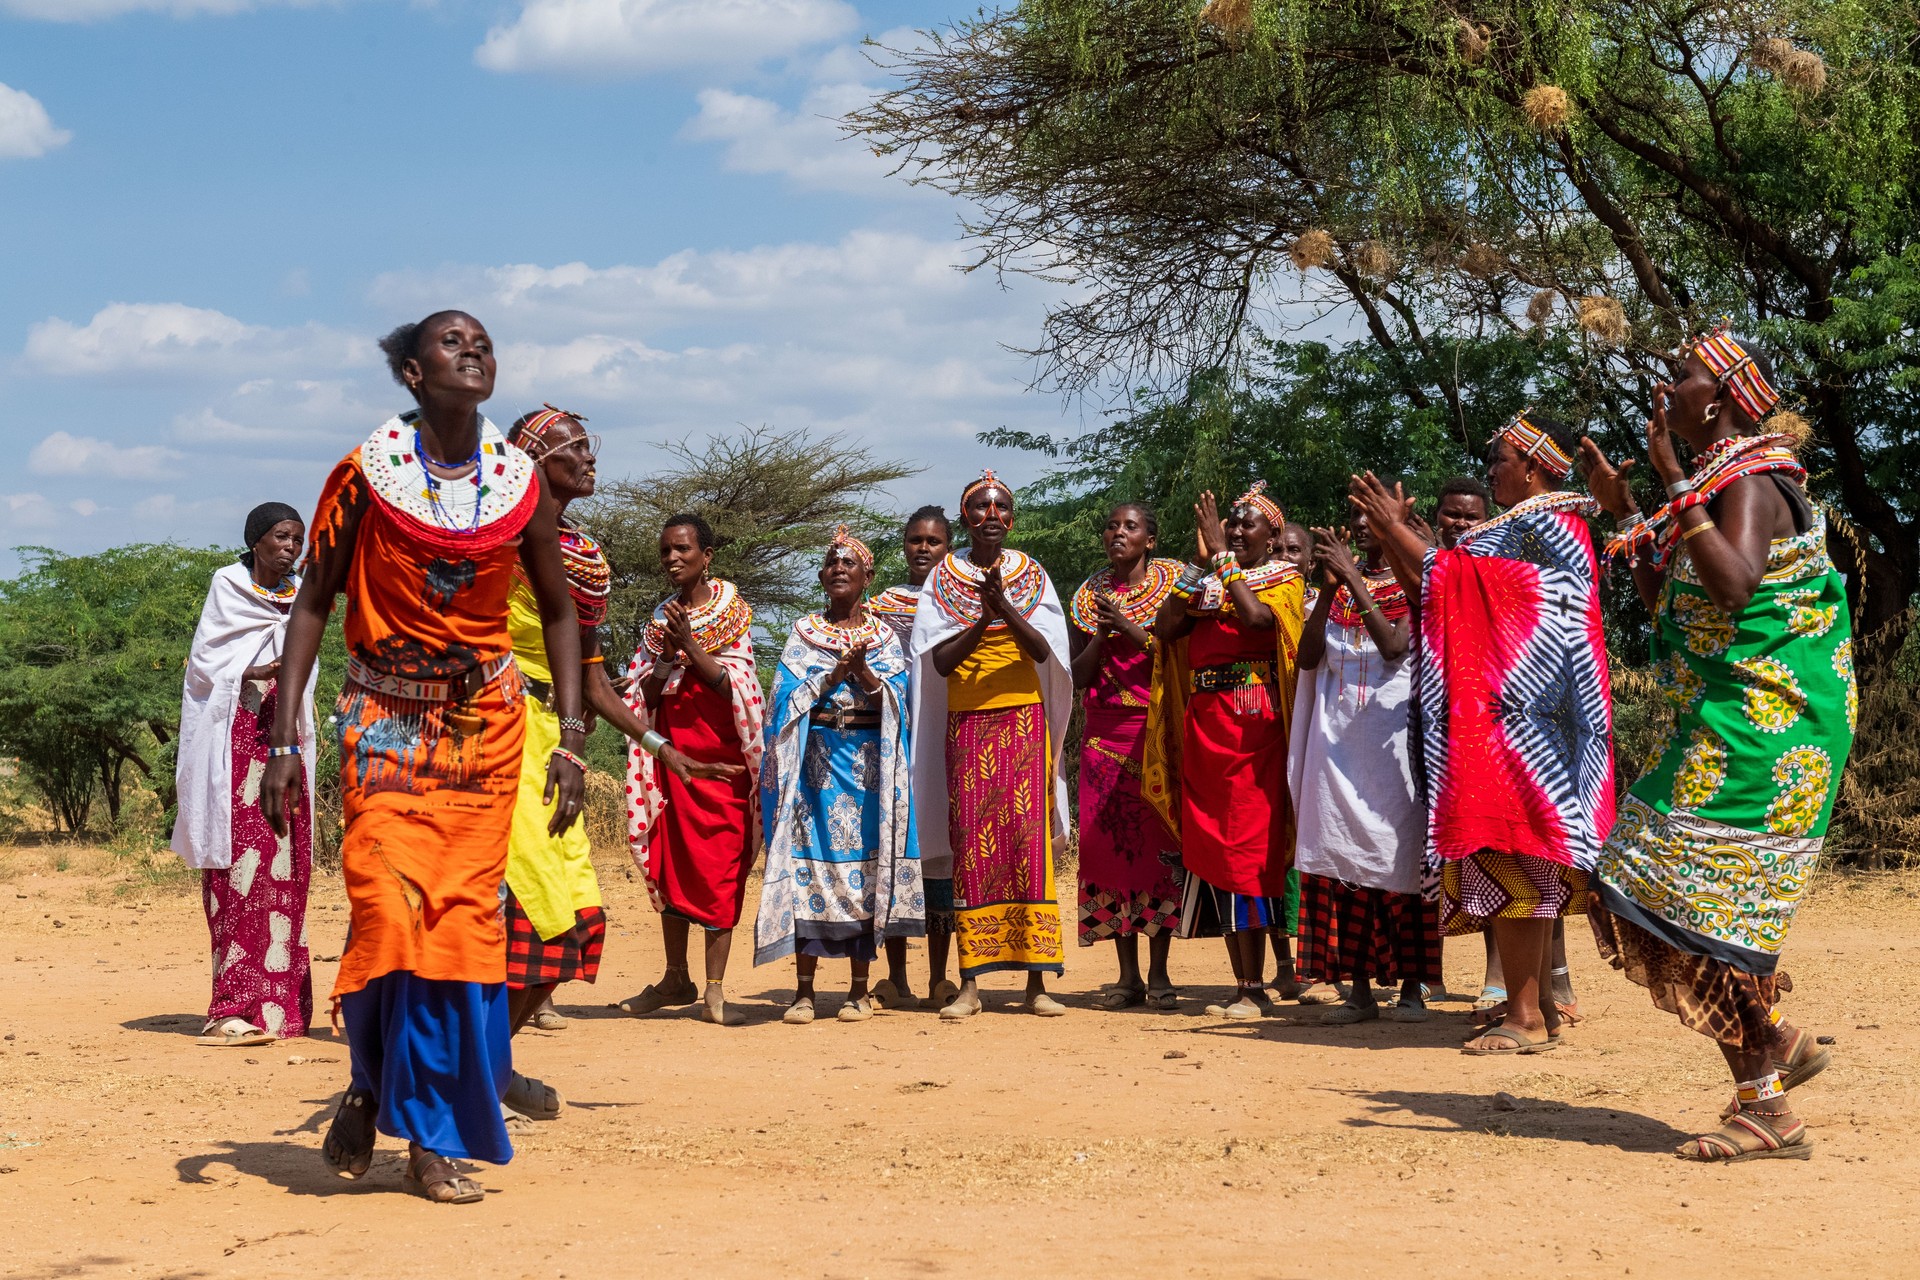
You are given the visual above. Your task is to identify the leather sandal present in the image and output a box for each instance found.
[403,1148,486,1204]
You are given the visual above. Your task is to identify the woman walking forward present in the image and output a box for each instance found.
[1583,328,1852,1162]
[1069,503,1184,1010]
[174,502,316,1046]
[1145,482,1306,1020]
[619,515,764,1026]
[1289,513,1438,1025]
[870,506,956,1009]
[1352,412,1614,1055]
[757,528,925,1023]
[909,471,1074,1018]
[262,311,588,1204]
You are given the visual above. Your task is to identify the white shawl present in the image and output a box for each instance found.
[906,552,1074,879]
[171,562,316,870]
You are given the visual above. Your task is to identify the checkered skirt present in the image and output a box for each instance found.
[505,892,606,988]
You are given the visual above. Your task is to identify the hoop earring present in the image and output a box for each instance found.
[1704,400,1722,425]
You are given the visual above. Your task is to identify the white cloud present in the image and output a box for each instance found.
[475,0,858,76]
[23,302,363,377]
[0,82,72,160]
[69,499,99,517]
[684,82,899,193]
[0,492,61,531]
[29,430,184,480]
[0,1,312,18]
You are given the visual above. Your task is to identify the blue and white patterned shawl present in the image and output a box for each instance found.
[753,616,923,965]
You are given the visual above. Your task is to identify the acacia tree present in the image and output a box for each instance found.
[577,426,920,666]
[849,0,1920,663]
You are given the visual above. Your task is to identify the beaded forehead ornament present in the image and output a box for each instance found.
[1232,479,1285,527]
[1492,408,1574,480]
[826,524,874,571]
[1683,324,1781,422]
[961,469,1011,511]
[512,403,587,458]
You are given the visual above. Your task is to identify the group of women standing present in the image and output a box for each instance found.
[169,311,1855,1202]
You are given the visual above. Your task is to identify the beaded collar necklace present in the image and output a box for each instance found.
[1070,558,1179,632]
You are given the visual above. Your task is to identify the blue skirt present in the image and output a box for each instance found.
[341,972,513,1165]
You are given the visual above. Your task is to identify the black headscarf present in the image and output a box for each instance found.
[239,501,304,567]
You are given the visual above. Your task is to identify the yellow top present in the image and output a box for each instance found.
[947,631,1043,712]
[506,574,551,683]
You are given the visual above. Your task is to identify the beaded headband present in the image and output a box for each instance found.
[1493,408,1574,480]
[826,523,874,571]
[512,403,587,458]
[1684,324,1780,422]
[1232,479,1285,528]
[961,469,1011,509]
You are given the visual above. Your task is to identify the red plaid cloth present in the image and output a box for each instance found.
[505,893,606,989]
[1296,874,1441,985]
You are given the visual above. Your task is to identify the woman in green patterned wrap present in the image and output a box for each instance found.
[1581,327,1853,1165]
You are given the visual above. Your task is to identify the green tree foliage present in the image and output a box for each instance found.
[0,544,232,832]
[850,0,1920,662]
[576,427,922,677]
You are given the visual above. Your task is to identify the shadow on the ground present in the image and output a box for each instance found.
[119,1013,203,1036]
[7,1257,207,1280]
[1329,1086,1693,1153]
[174,1138,384,1197]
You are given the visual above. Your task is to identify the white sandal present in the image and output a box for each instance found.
[195,1017,276,1047]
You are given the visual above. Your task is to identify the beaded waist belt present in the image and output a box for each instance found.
[1191,660,1274,693]
[346,652,515,705]
[809,707,882,731]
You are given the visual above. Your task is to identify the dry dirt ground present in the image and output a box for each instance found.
[1,846,1915,1280]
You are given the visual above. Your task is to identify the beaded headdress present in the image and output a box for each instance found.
[826,523,874,571]
[510,404,587,459]
[1232,479,1285,527]
[961,469,1010,509]
[1492,408,1574,480]
[1683,323,1781,423]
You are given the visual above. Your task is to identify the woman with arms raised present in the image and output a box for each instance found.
[1144,482,1306,1020]
[618,514,764,1027]
[174,502,316,1047]
[497,407,737,1116]
[909,471,1074,1019]
[1069,502,1184,1009]
[757,527,923,1023]
[1289,512,1437,1026]
[261,311,587,1204]
[1583,329,1851,1163]
[1351,411,1614,1056]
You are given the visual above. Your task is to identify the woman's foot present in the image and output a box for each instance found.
[1679,1105,1812,1162]
[196,1017,276,1048]
[617,971,698,1016]
[1471,984,1508,1014]
[403,1144,485,1204]
[1271,963,1307,1002]
[938,987,982,1020]
[1206,985,1269,1020]
[923,979,961,1011]
[503,1071,562,1121]
[531,999,568,1031]
[871,978,917,1010]
[321,1087,376,1178]
[699,980,735,1025]
[783,994,817,1025]
[1024,991,1066,1017]
[1388,985,1430,1022]
[837,996,874,1022]
[1093,983,1146,1010]
[1323,999,1380,1025]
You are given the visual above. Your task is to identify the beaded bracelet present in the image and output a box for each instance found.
[558,715,588,737]
[268,744,302,759]
[550,746,588,774]
[1217,561,1247,588]
[1208,550,1237,575]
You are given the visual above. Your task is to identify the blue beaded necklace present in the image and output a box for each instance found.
[415,426,484,532]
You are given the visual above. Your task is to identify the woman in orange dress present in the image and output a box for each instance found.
[262,311,587,1205]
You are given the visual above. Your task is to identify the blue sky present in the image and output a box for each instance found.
[0,0,1091,564]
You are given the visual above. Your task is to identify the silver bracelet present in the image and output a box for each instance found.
[638,729,669,758]
[1665,478,1696,499]
[1620,510,1647,529]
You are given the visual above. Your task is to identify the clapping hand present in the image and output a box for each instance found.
[662,599,696,654]
[1578,436,1639,519]
[1310,526,1358,587]
[1193,491,1228,561]
[1347,472,1413,534]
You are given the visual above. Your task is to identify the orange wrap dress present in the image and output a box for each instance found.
[314,412,538,1165]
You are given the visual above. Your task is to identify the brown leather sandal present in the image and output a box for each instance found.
[403,1148,486,1204]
